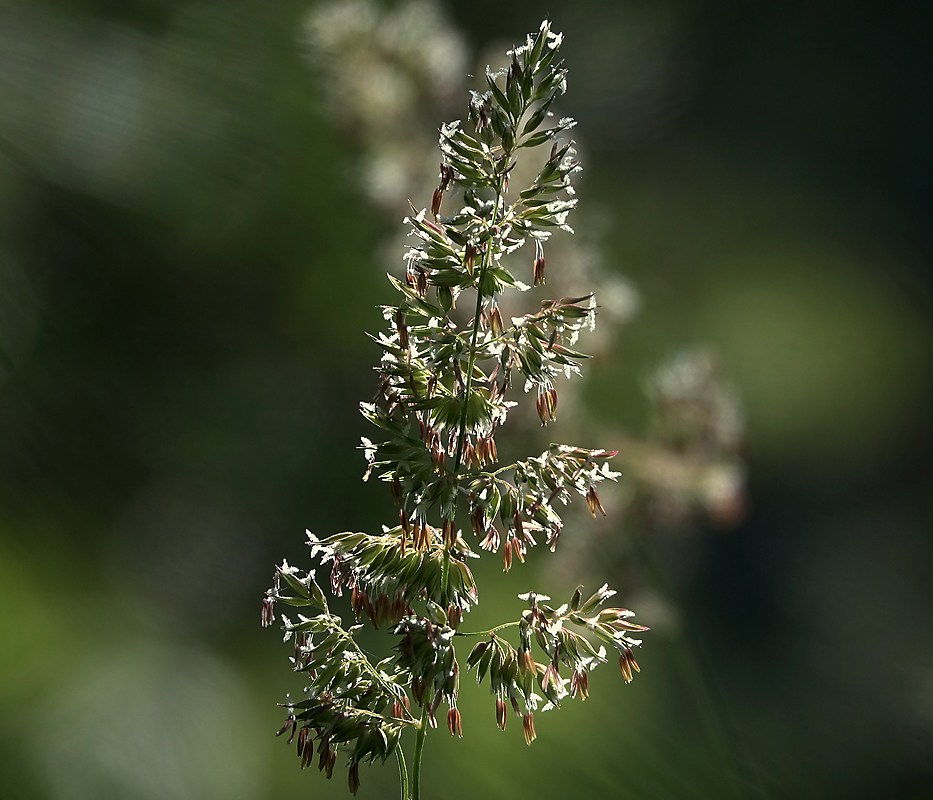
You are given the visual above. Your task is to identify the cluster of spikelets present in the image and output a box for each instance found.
[263,20,648,796]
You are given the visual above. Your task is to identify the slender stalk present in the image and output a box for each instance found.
[426,177,504,788]
[440,178,506,603]
[451,181,504,474]
[455,620,520,637]
[411,702,431,800]
[396,746,410,800]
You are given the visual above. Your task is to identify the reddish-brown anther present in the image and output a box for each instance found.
[479,308,489,331]
[261,596,275,627]
[395,308,409,348]
[300,739,312,769]
[361,592,376,625]
[570,668,589,700]
[442,518,457,548]
[348,763,361,795]
[536,391,548,424]
[294,631,306,666]
[277,714,296,740]
[471,439,484,467]
[480,525,500,553]
[470,507,484,537]
[503,542,513,572]
[439,163,454,191]
[510,695,522,718]
[477,96,492,131]
[464,243,477,275]
[296,726,309,757]
[302,731,316,769]
[519,647,535,675]
[375,594,390,628]
[490,305,504,336]
[330,556,344,596]
[496,698,508,730]
[533,256,545,286]
[318,739,331,773]
[512,537,526,564]
[619,651,633,683]
[625,646,641,674]
[431,187,443,218]
[447,707,463,738]
[586,486,606,517]
[411,676,425,706]
[523,711,537,745]
[535,387,557,423]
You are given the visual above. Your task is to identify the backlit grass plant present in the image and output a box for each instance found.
[262,21,648,799]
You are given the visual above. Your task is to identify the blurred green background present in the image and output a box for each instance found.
[1,1,932,799]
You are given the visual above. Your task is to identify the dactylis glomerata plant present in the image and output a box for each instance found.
[262,20,648,799]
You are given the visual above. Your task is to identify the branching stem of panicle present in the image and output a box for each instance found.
[455,620,520,637]
[440,176,505,606]
[428,167,506,800]
[452,180,504,475]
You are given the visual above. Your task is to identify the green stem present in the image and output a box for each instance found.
[396,745,410,800]
[441,179,505,604]
[456,620,520,637]
[452,183,504,475]
[411,702,431,800]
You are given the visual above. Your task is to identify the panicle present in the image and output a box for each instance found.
[263,17,651,794]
